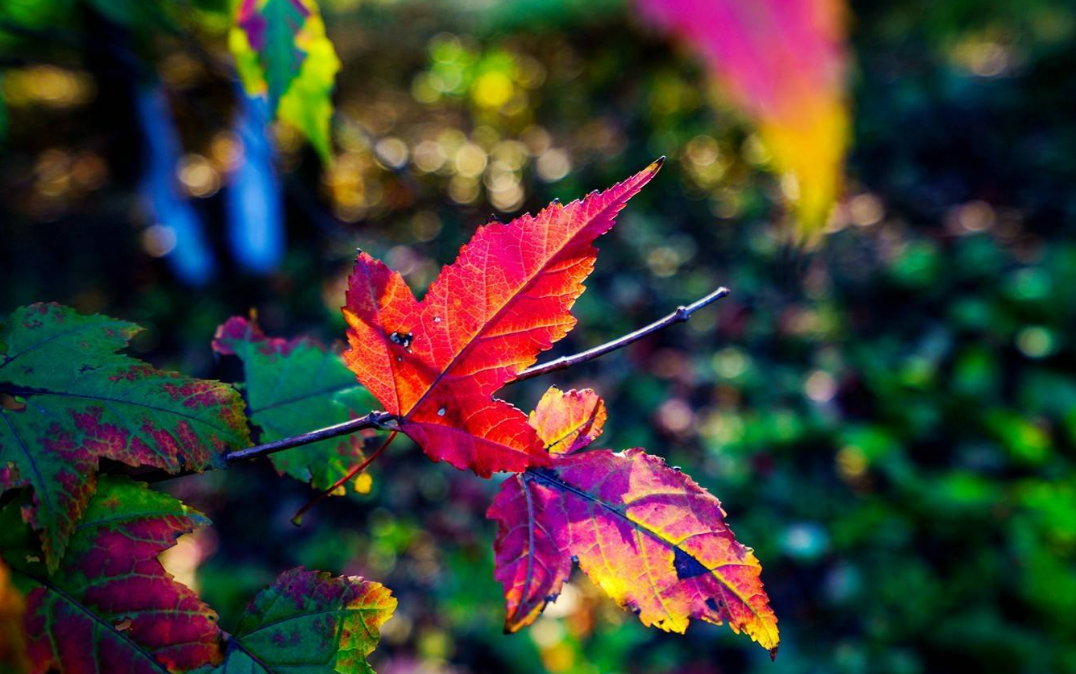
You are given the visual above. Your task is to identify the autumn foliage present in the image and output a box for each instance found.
[0,163,777,672]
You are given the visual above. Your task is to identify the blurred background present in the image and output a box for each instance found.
[2,0,1076,672]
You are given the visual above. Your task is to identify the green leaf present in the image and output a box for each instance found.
[0,475,223,673]
[230,0,340,162]
[0,303,249,569]
[213,315,379,493]
[202,567,396,674]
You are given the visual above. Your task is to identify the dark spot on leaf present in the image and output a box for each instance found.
[389,331,413,349]
[530,466,558,480]
[673,547,708,580]
[705,597,720,613]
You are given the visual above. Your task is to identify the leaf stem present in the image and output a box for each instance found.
[289,431,399,526]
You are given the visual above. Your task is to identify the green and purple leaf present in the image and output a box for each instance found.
[213,315,379,493]
[0,303,249,569]
[230,0,340,161]
[0,475,222,674]
[202,567,396,674]
[488,389,779,654]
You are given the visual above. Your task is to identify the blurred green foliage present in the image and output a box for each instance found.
[2,0,1076,672]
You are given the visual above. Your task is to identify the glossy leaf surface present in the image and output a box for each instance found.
[213,315,378,492]
[0,303,249,568]
[203,568,396,674]
[343,161,662,477]
[0,476,222,674]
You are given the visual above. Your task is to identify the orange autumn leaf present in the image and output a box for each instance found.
[343,160,663,477]
[489,388,779,655]
[638,0,849,239]
[529,386,607,455]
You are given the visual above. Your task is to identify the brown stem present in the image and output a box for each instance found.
[137,286,729,483]
[511,286,730,382]
[223,411,397,464]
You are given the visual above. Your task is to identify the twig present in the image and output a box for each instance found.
[512,286,730,383]
[223,411,398,464]
[138,285,729,483]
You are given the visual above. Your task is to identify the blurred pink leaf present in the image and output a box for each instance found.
[638,0,850,239]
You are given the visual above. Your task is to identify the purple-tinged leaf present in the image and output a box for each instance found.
[0,303,249,569]
[0,476,222,673]
[204,567,396,674]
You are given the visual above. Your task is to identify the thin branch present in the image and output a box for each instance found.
[223,411,398,464]
[136,285,729,483]
[512,286,730,383]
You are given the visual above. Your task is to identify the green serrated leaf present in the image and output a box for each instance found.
[201,567,396,674]
[213,315,378,492]
[0,303,249,569]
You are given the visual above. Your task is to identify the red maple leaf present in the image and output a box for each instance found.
[342,160,663,477]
